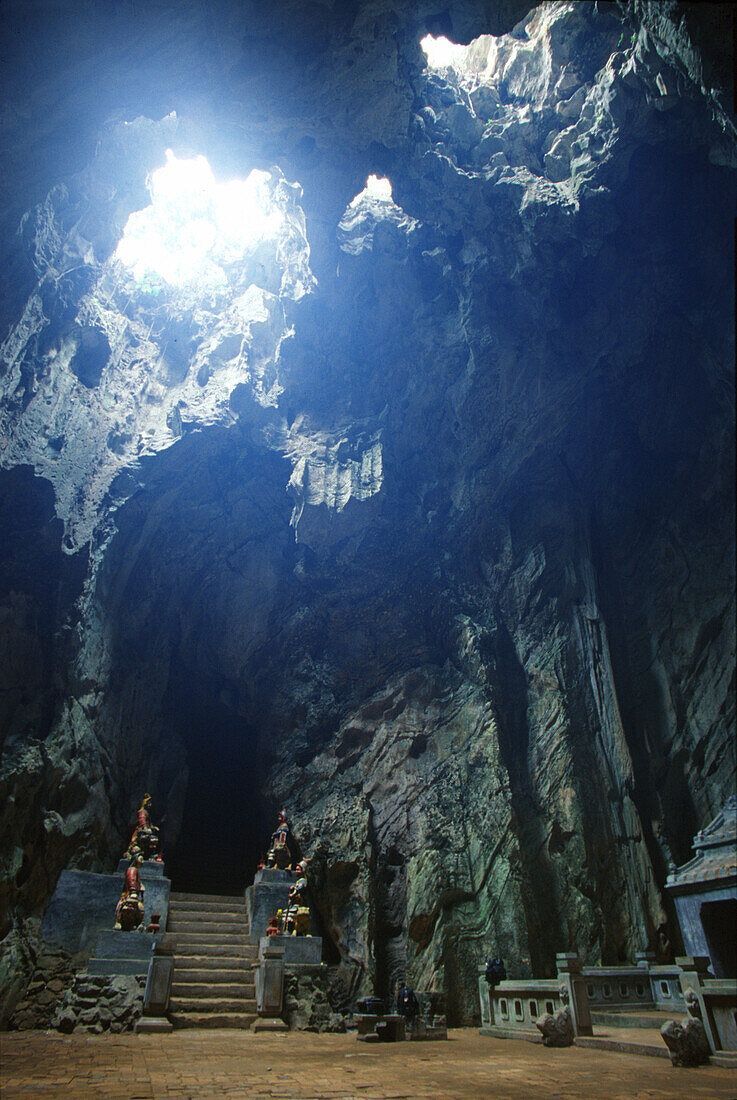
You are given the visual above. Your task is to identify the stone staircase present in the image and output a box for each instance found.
[165,892,258,1029]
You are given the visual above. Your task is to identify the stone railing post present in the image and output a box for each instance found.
[477,966,493,1028]
[136,940,173,1033]
[555,953,592,1036]
[255,938,286,1018]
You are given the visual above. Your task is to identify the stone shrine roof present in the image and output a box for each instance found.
[666,796,737,893]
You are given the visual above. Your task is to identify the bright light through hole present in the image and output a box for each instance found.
[420,34,466,69]
[115,150,284,289]
[350,174,393,206]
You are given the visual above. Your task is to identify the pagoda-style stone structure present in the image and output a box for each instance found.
[666,797,737,978]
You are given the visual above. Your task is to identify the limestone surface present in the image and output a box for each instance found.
[0,0,734,1026]
[53,974,145,1034]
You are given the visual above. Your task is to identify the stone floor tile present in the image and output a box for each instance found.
[2,1029,736,1099]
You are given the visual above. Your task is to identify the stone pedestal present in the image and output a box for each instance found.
[87,930,162,976]
[246,868,317,942]
[356,1014,406,1042]
[42,872,124,955]
[121,861,171,932]
[259,934,322,965]
[42,862,171,958]
[246,869,293,943]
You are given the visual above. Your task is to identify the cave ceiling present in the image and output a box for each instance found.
[0,0,734,1022]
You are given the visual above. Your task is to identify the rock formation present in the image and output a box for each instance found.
[661,1016,711,1067]
[536,1005,574,1047]
[0,0,734,1024]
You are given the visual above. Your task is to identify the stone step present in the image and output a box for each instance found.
[169,903,246,919]
[169,894,245,905]
[576,1028,668,1059]
[174,980,256,996]
[171,982,254,998]
[173,957,254,973]
[173,968,254,985]
[169,1011,257,1030]
[169,914,247,926]
[590,1009,676,1030]
[167,906,247,922]
[170,997,258,1014]
[169,932,251,947]
[167,920,248,935]
[170,892,245,906]
[172,942,258,959]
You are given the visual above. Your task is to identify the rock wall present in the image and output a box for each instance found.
[54,974,145,1034]
[283,967,348,1032]
[8,945,77,1031]
[0,0,734,1024]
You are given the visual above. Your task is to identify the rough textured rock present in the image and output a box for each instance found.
[661,1016,711,1066]
[0,918,41,1029]
[8,944,77,1031]
[0,0,734,1026]
[283,967,348,1032]
[53,974,145,1034]
[536,1004,574,1047]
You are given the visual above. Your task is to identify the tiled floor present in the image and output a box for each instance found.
[1,1028,735,1098]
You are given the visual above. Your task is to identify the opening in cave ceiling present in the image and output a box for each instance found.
[349,174,394,205]
[420,33,468,71]
[0,117,316,551]
[0,0,734,1035]
[115,149,286,294]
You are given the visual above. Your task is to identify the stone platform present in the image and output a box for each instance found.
[245,868,317,942]
[86,930,162,976]
[259,934,322,965]
[41,861,171,960]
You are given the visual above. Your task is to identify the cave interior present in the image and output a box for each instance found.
[0,0,735,1025]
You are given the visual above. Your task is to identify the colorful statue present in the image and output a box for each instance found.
[283,860,311,935]
[124,793,163,863]
[115,855,145,930]
[266,913,282,936]
[265,809,292,870]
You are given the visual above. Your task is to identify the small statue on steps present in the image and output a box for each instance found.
[266,913,282,936]
[124,793,163,863]
[266,809,292,870]
[115,855,145,931]
[284,860,311,935]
